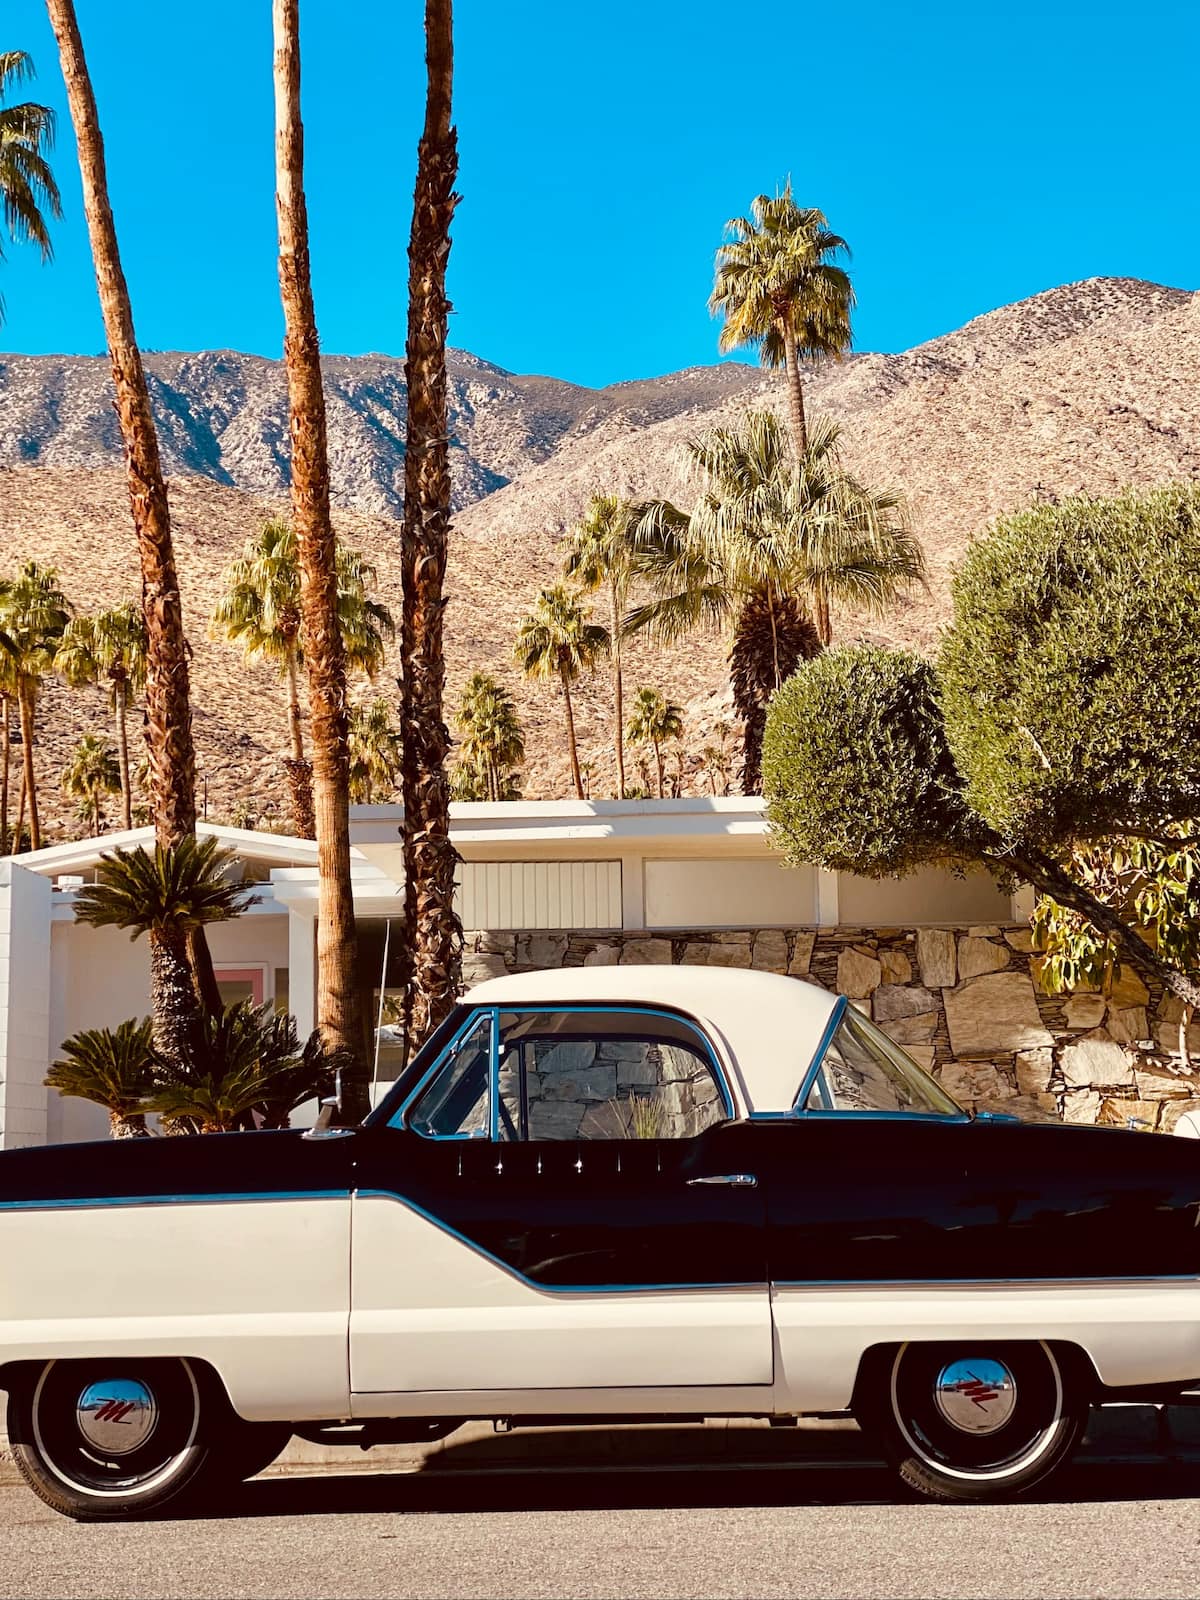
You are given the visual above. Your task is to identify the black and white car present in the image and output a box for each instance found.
[2,965,1198,1519]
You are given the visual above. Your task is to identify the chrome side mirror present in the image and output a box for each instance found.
[303,1067,348,1141]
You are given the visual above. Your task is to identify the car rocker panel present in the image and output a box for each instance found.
[2,964,1199,1515]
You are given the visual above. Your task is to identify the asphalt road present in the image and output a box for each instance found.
[2,1458,1200,1600]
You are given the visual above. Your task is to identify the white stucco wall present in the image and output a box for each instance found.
[0,862,53,1149]
[836,864,1011,926]
[643,858,819,929]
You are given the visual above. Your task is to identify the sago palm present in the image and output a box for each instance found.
[563,495,640,797]
[44,1016,155,1138]
[0,561,72,849]
[453,671,524,801]
[625,687,684,799]
[0,51,61,322]
[211,518,394,835]
[73,835,255,1073]
[61,731,120,832]
[710,183,852,456]
[630,411,921,790]
[348,697,401,805]
[514,586,609,800]
[55,601,147,828]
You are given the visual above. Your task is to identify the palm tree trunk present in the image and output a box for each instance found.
[282,645,315,835]
[652,736,664,799]
[273,0,365,1118]
[610,580,626,799]
[767,592,782,690]
[0,693,9,850]
[779,323,808,458]
[113,676,133,830]
[12,768,26,855]
[46,0,199,853]
[560,667,584,798]
[17,685,39,851]
[109,1110,150,1139]
[399,0,464,1052]
[813,581,832,648]
[285,645,305,762]
[148,927,199,1075]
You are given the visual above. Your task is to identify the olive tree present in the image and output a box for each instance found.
[762,485,1200,1012]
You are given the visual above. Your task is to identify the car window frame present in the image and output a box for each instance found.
[394,1002,734,1142]
[793,996,969,1123]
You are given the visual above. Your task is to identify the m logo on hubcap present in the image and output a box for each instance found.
[933,1358,1017,1435]
[75,1379,159,1456]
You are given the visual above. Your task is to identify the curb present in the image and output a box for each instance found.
[3,1407,1200,1490]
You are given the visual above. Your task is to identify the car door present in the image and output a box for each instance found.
[349,1003,772,1397]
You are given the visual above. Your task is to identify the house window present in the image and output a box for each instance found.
[213,965,267,1008]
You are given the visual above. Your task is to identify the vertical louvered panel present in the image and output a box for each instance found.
[457,861,622,931]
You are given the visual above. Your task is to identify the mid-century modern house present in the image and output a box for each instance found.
[0,799,1024,1150]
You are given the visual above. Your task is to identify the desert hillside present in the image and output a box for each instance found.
[2,276,1198,834]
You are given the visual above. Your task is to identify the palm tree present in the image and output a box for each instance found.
[625,688,684,799]
[563,494,640,797]
[61,732,121,832]
[515,586,609,799]
[630,411,922,789]
[72,836,255,1074]
[710,184,853,457]
[348,698,401,805]
[702,720,736,797]
[44,1017,155,1138]
[453,671,524,801]
[0,50,61,320]
[55,601,147,829]
[0,624,16,851]
[399,0,464,1050]
[45,2,200,852]
[147,1002,329,1134]
[273,0,366,1114]
[211,519,395,835]
[0,562,72,849]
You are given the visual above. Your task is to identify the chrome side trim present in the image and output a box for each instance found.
[353,1186,766,1296]
[771,1274,1200,1289]
[794,995,848,1111]
[687,1173,757,1188]
[0,1190,347,1212]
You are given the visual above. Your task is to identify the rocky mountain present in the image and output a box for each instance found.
[1,276,1198,833]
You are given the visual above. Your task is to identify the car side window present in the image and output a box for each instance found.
[497,1008,727,1141]
[407,1011,492,1138]
[803,1007,962,1117]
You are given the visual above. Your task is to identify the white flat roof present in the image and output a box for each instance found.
[463,964,840,1116]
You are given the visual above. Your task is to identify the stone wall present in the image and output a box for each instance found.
[461,924,1199,1132]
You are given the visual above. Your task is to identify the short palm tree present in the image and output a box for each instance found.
[711,184,852,458]
[73,836,256,1073]
[514,587,609,800]
[44,1016,156,1138]
[61,732,121,832]
[0,51,61,322]
[348,697,401,805]
[55,601,147,829]
[148,1001,329,1134]
[210,519,395,835]
[625,688,684,799]
[0,561,72,849]
[563,495,640,797]
[630,411,922,789]
[452,671,524,801]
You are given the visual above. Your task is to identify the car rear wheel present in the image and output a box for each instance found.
[7,1358,210,1521]
[862,1340,1087,1502]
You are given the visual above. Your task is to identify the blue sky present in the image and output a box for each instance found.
[3,0,1199,387]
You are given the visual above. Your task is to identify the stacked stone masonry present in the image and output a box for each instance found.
[461,925,1197,1132]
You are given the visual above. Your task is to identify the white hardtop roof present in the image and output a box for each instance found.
[463,964,841,1116]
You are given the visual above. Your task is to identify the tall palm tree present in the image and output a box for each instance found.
[0,624,16,851]
[0,562,71,849]
[563,495,639,798]
[347,697,401,805]
[44,1016,155,1139]
[452,671,524,801]
[625,687,684,799]
[515,586,609,800]
[399,0,464,1050]
[710,184,852,458]
[0,50,61,320]
[630,411,922,790]
[55,601,147,829]
[45,2,200,853]
[73,836,254,1074]
[211,519,395,835]
[61,731,120,832]
[273,0,365,1114]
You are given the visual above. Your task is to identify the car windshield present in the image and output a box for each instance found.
[802,1007,964,1117]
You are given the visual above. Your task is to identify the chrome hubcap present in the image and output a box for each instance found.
[933,1357,1017,1436]
[75,1378,159,1456]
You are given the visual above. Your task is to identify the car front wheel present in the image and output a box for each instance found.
[862,1340,1087,1502]
[7,1358,210,1520]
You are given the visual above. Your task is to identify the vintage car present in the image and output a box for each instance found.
[3,964,1200,1520]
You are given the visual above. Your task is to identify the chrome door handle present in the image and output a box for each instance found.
[687,1173,757,1188]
